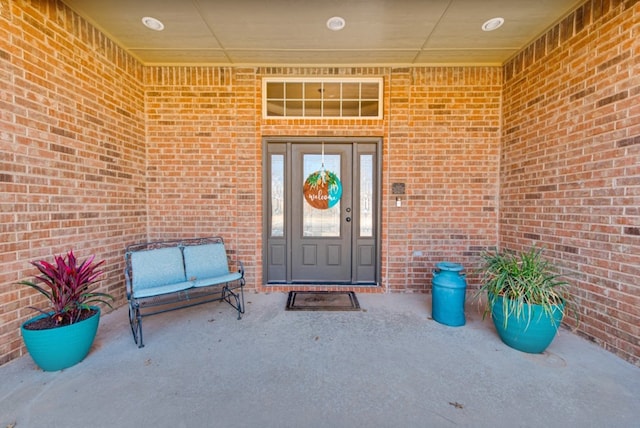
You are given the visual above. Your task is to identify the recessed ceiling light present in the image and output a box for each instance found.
[482,17,504,32]
[326,16,346,31]
[141,16,164,31]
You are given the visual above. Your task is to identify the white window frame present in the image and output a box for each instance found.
[262,77,383,119]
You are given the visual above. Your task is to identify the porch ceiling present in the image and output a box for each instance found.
[61,0,583,66]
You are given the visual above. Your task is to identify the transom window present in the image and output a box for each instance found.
[263,78,382,119]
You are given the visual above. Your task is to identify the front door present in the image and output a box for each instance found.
[292,143,352,282]
[264,139,379,285]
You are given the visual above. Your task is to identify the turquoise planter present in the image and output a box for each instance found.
[21,307,101,371]
[491,296,563,354]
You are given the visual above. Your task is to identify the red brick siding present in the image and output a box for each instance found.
[0,0,146,365]
[143,66,256,278]
[502,0,640,364]
[256,67,500,292]
[1,0,637,367]
[398,67,501,291]
[144,65,500,295]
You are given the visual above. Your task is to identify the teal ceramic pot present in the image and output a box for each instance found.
[491,296,563,354]
[21,307,101,371]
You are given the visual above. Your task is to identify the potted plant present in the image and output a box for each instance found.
[476,246,576,353]
[18,250,113,371]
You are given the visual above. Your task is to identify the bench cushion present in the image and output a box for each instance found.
[130,247,187,296]
[132,280,194,299]
[191,272,243,288]
[183,243,230,281]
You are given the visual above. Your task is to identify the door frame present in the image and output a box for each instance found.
[261,136,382,286]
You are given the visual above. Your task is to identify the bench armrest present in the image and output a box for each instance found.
[229,258,245,277]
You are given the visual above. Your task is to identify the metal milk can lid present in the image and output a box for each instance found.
[436,261,464,272]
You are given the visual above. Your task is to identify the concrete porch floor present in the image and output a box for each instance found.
[1,292,638,428]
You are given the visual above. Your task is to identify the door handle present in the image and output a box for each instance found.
[346,217,351,222]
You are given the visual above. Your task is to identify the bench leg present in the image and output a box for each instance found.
[222,283,245,320]
[128,301,144,348]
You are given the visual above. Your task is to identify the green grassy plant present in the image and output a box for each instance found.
[476,246,576,328]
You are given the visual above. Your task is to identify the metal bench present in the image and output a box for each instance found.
[124,236,245,348]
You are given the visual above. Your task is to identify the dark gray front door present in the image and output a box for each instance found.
[264,139,379,285]
[291,143,352,282]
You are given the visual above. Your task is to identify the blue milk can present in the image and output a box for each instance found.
[431,262,467,327]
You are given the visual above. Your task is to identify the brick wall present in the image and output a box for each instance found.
[0,0,146,365]
[144,66,501,294]
[1,0,637,367]
[143,66,260,281]
[393,67,501,290]
[501,0,640,364]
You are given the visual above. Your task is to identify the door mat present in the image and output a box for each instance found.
[285,291,361,311]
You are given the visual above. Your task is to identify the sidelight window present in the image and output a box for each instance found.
[270,154,284,237]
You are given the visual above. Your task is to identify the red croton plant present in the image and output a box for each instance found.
[20,250,113,329]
